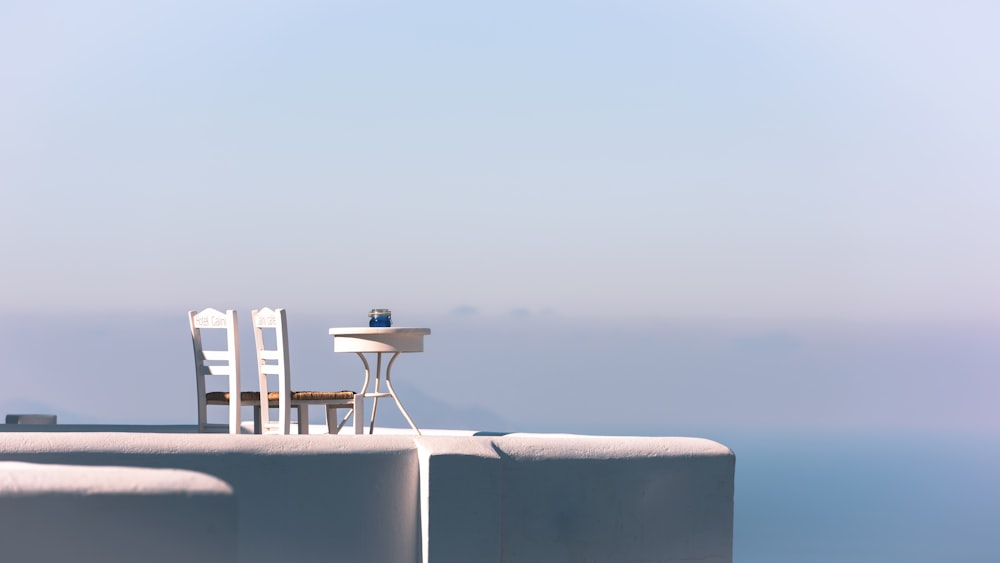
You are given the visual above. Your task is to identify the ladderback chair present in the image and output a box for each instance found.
[189,308,245,434]
[253,308,364,435]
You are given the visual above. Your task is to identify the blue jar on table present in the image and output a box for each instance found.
[368,309,392,327]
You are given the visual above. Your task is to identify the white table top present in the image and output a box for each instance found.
[328,327,431,336]
[329,327,431,353]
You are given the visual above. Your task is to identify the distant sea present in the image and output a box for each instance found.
[718,429,1000,563]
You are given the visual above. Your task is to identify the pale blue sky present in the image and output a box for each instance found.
[3,1,998,322]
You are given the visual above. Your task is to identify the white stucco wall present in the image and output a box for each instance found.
[0,461,236,563]
[494,435,734,563]
[0,431,734,563]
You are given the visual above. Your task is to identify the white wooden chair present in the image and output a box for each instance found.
[189,308,246,434]
[252,308,364,435]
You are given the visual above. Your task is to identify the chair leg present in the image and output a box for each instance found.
[253,406,262,434]
[353,395,365,435]
[326,405,338,434]
[296,405,309,435]
[197,398,208,433]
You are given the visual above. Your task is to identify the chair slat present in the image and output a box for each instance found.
[201,350,232,362]
[202,365,233,376]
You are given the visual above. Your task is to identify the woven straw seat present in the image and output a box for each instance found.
[206,391,355,403]
[205,391,261,403]
[288,391,356,401]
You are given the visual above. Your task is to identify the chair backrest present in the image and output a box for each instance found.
[252,307,293,434]
[189,308,241,433]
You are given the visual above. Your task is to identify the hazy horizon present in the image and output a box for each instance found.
[2,310,997,436]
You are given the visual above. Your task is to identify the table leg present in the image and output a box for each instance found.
[384,352,421,435]
[355,352,373,435]
[352,351,419,435]
[369,352,384,434]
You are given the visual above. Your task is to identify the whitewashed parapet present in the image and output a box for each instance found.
[417,437,503,563]
[494,435,734,563]
[0,432,734,563]
[0,461,236,563]
[0,433,422,563]
[4,414,57,424]
[416,434,734,563]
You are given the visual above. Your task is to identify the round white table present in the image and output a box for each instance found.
[328,327,431,435]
